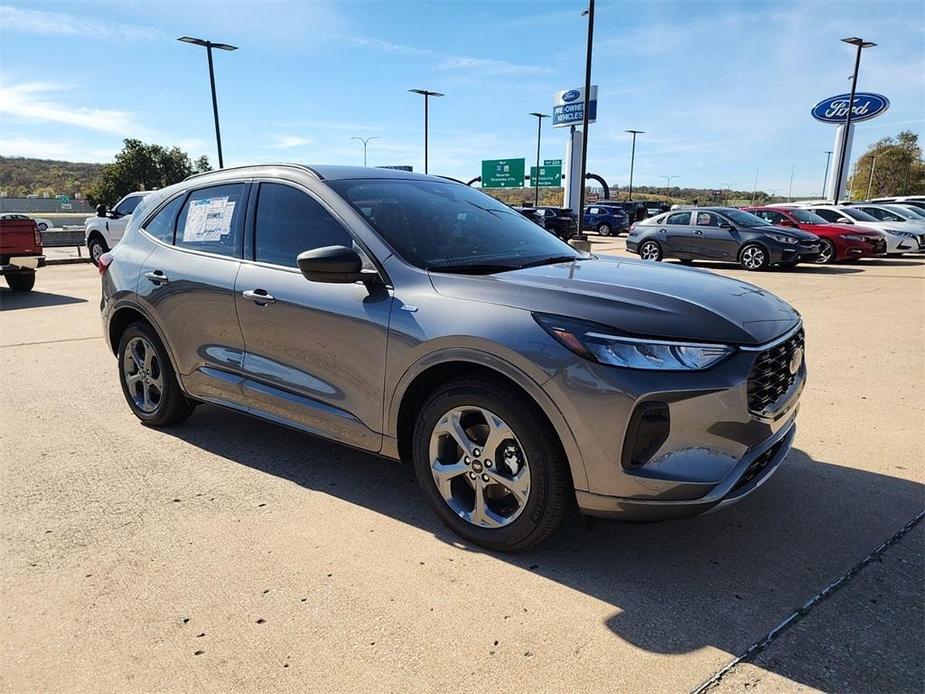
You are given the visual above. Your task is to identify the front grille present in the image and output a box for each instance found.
[747,328,804,415]
[733,439,783,491]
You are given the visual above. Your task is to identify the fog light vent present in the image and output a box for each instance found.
[622,402,670,469]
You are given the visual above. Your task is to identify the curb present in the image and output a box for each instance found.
[46,258,92,266]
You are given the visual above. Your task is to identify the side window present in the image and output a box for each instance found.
[114,195,143,217]
[812,208,839,223]
[175,183,246,258]
[142,195,185,244]
[666,211,691,225]
[868,208,900,221]
[695,211,722,226]
[254,183,353,268]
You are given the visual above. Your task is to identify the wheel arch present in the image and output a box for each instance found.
[389,351,589,491]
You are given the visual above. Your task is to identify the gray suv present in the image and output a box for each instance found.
[100,165,805,550]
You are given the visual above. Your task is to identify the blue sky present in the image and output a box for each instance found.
[1,0,923,196]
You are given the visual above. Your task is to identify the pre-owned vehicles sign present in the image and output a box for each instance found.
[552,86,598,128]
[811,93,889,123]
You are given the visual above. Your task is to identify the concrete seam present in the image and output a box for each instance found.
[691,509,925,693]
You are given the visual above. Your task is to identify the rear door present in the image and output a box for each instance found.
[137,182,250,408]
[662,210,693,254]
[692,210,739,259]
[234,180,393,452]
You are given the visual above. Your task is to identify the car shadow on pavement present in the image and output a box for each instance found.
[163,404,924,691]
[665,260,863,275]
[0,288,88,311]
[857,258,925,267]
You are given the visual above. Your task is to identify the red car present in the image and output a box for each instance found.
[0,213,45,291]
[744,206,885,264]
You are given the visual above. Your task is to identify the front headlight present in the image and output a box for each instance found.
[840,234,867,241]
[535,314,735,371]
[767,233,799,244]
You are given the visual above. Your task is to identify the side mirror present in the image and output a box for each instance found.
[96,204,108,218]
[780,219,796,227]
[297,245,379,285]
[836,217,851,224]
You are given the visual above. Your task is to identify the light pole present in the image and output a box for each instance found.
[625,129,645,200]
[866,155,878,199]
[409,89,443,174]
[788,164,795,202]
[529,112,549,206]
[575,0,595,244]
[721,181,736,206]
[822,150,833,197]
[661,175,677,203]
[832,36,876,202]
[350,136,379,166]
[178,36,237,169]
[750,168,759,205]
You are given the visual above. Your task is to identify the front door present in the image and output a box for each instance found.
[692,210,739,260]
[137,181,251,409]
[234,181,394,452]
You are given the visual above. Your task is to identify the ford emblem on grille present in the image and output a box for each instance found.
[789,346,803,375]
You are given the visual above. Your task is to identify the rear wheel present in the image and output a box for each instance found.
[739,243,769,271]
[639,240,663,261]
[117,322,194,427]
[815,239,836,264]
[4,270,35,292]
[37,222,49,231]
[88,236,108,266]
[412,378,571,551]
[597,223,612,237]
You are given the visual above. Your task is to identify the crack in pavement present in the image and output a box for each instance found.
[691,509,925,693]
[1,335,103,348]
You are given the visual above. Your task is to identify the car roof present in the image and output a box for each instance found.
[185,163,442,184]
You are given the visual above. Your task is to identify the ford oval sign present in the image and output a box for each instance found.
[562,89,581,103]
[811,93,889,124]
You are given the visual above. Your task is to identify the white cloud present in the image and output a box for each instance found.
[0,137,116,162]
[437,56,552,76]
[341,36,431,56]
[0,5,162,42]
[269,135,313,149]
[0,82,137,134]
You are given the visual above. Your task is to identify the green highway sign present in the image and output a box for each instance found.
[56,194,71,203]
[529,163,563,187]
[481,158,526,188]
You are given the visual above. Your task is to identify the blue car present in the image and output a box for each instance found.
[583,205,628,236]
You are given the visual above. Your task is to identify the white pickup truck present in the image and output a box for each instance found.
[85,191,150,264]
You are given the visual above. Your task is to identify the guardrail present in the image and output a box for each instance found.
[41,229,87,259]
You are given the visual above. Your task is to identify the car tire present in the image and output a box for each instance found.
[117,322,195,427]
[88,236,108,267]
[639,240,663,261]
[815,239,836,264]
[597,223,612,237]
[411,378,571,551]
[38,222,49,231]
[739,243,769,271]
[4,270,36,292]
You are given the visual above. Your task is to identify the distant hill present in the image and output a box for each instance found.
[0,156,105,198]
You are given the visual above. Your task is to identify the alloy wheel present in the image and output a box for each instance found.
[122,336,164,413]
[741,245,766,269]
[428,406,531,528]
[599,224,611,236]
[815,240,835,264]
[640,241,661,261]
[90,241,105,264]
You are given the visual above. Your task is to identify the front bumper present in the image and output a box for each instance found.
[543,332,805,521]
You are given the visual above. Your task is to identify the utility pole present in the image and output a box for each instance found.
[625,129,645,200]
[751,168,759,206]
[788,165,795,202]
[866,155,877,199]
[529,112,549,206]
[822,150,833,197]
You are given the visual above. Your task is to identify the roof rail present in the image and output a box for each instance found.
[183,163,323,182]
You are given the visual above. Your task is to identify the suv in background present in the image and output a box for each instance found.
[583,204,628,236]
[0,213,44,291]
[511,206,546,229]
[85,191,150,264]
[533,207,577,240]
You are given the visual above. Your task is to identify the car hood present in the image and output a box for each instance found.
[430,255,800,346]
[809,223,883,237]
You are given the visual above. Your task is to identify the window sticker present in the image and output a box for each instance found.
[183,196,236,242]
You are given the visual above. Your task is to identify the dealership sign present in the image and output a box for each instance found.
[481,158,526,188]
[811,93,889,124]
[553,86,598,128]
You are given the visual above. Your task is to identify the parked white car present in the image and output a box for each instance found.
[30,216,54,231]
[84,191,150,264]
[802,204,921,255]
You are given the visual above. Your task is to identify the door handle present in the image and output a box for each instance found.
[144,270,168,284]
[694,230,704,235]
[242,288,275,306]
[658,228,666,233]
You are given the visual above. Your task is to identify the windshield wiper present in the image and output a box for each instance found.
[426,263,519,275]
[517,255,582,269]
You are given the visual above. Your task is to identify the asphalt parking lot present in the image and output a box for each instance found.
[2,240,923,693]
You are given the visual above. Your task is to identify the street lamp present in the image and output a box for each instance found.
[866,155,878,199]
[822,150,833,197]
[350,136,379,167]
[575,0,596,244]
[625,129,645,200]
[661,175,678,203]
[788,164,795,202]
[721,181,736,206]
[178,36,238,169]
[529,112,549,206]
[408,89,444,174]
[832,36,876,202]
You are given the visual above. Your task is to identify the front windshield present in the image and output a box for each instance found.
[883,204,921,219]
[895,205,925,219]
[840,207,879,222]
[790,208,828,224]
[328,178,581,271]
[722,209,771,227]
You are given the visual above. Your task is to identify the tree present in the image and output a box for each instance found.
[848,130,925,199]
[85,139,212,206]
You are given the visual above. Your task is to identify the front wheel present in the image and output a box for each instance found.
[117,322,195,427]
[37,222,49,231]
[597,223,612,237]
[815,239,836,264]
[88,236,108,266]
[639,240,663,261]
[739,243,769,271]
[4,270,36,292]
[412,379,571,551]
